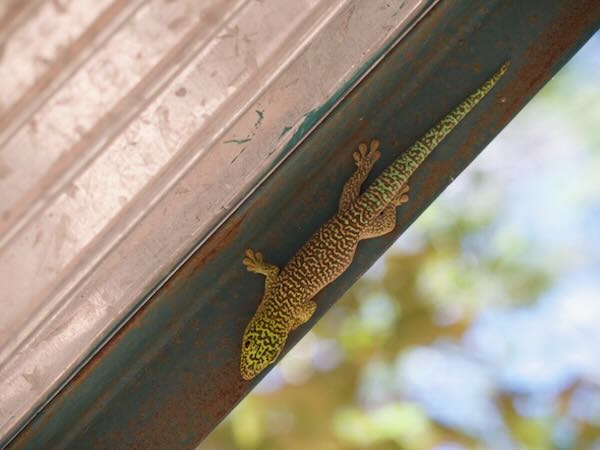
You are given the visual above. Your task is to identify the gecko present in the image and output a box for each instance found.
[240,61,509,380]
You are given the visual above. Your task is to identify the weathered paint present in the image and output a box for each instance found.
[223,138,253,145]
[7,0,600,449]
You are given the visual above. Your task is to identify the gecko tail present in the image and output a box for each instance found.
[400,60,510,169]
[355,60,510,223]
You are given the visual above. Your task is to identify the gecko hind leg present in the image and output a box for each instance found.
[338,139,381,213]
[290,301,317,331]
[359,184,410,240]
[243,249,280,291]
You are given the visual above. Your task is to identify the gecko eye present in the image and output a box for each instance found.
[244,340,251,349]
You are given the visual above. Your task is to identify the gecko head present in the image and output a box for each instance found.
[240,315,287,380]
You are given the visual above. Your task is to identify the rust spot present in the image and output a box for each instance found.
[185,212,247,273]
[505,3,599,128]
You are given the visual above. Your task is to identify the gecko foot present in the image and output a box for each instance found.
[353,139,381,170]
[242,248,267,273]
[392,183,410,206]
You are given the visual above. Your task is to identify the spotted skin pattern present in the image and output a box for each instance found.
[240,62,509,380]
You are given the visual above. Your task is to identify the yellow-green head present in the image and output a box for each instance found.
[240,314,288,380]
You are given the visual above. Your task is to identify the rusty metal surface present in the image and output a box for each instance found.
[0,0,434,442]
[7,0,600,448]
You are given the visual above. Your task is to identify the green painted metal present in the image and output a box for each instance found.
[8,0,600,449]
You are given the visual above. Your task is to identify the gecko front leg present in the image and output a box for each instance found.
[242,248,280,292]
[338,139,381,213]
